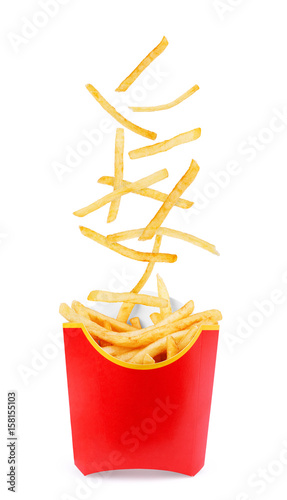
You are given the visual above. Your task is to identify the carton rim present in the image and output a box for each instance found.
[63,322,219,370]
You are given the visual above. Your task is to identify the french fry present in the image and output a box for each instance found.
[130,317,142,329]
[143,353,155,364]
[79,226,177,263]
[102,345,131,356]
[88,290,168,308]
[139,160,200,241]
[130,328,191,364]
[130,84,199,112]
[98,176,193,209]
[166,335,179,359]
[177,320,217,351]
[115,36,168,92]
[103,320,112,331]
[86,84,156,140]
[116,348,142,362]
[106,226,219,256]
[117,235,162,322]
[129,129,201,160]
[107,129,124,223]
[74,168,168,217]
[72,301,136,332]
[150,312,162,324]
[157,274,172,317]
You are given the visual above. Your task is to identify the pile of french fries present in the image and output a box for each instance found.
[60,37,222,365]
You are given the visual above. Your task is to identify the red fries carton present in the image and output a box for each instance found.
[63,322,219,477]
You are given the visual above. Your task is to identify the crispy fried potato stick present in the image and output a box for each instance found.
[157,274,172,317]
[106,226,219,256]
[79,227,177,263]
[74,168,168,217]
[130,84,199,112]
[166,335,179,359]
[115,36,168,92]
[102,345,131,356]
[72,301,136,332]
[103,320,112,331]
[107,129,124,223]
[129,128,201,160]
[98,176,193,209]
[130,328,191,364]
[116,348,142,362]
[60,300,200,347]
[86,84,156,140]
[177,320,218,351]
[150,312,162,324]
[139,160,200,241]
[88,290,168,308]
[117,235,162,322]
[130,317,142,329]
[143,353,155,364]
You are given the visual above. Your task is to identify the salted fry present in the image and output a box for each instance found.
[88,290,168,308]
[129,129,201,160]
[177,320,217,351]
[116,348,142,362]
[130,329,191,364]
[115,36,168,92]
[86,84,156,140]
[150,312,162,324]
[143,353,155,364]
[130,84,199,112]
[103,320,112,331]
[139,160,200,241]
[117,235,162,322]
[130,317,142,329]
[106,226,219,256]
[107,129,124,223]
[79,226,177,263]
[98,176,193,209]
[72,301,136,332]
[102,345,131,356]
[74,169,168,217]
[166,336,179,359]
[157,274,172,317]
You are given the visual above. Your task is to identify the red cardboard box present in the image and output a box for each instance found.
[63,320,219,477]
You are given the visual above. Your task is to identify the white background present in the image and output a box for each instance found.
[1,1,287,499]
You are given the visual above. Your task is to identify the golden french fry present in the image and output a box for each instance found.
[129,129,201,160]
[88,290,168,308]
[86,84,156,140]
[98,176,193,209]
[72,301,136,332]
[79,226,177,263]
[130,84,199,112]
[130,328,191,364]
[177,320,218,351]
[166,335,179,359]
[139,160,200,241]
[102,345,131,356]
[107,129,124,223]
[116,348,142,362]
[157,274,172,317]
[106,226,219,256]
[150,312,162,324]
[117,235,162,322]
[103,320,112,331]
[115,36,168,92]
[74,168,168,217]
[100,340,111,347]
[143,353,155,364]
[130,317,142,329]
